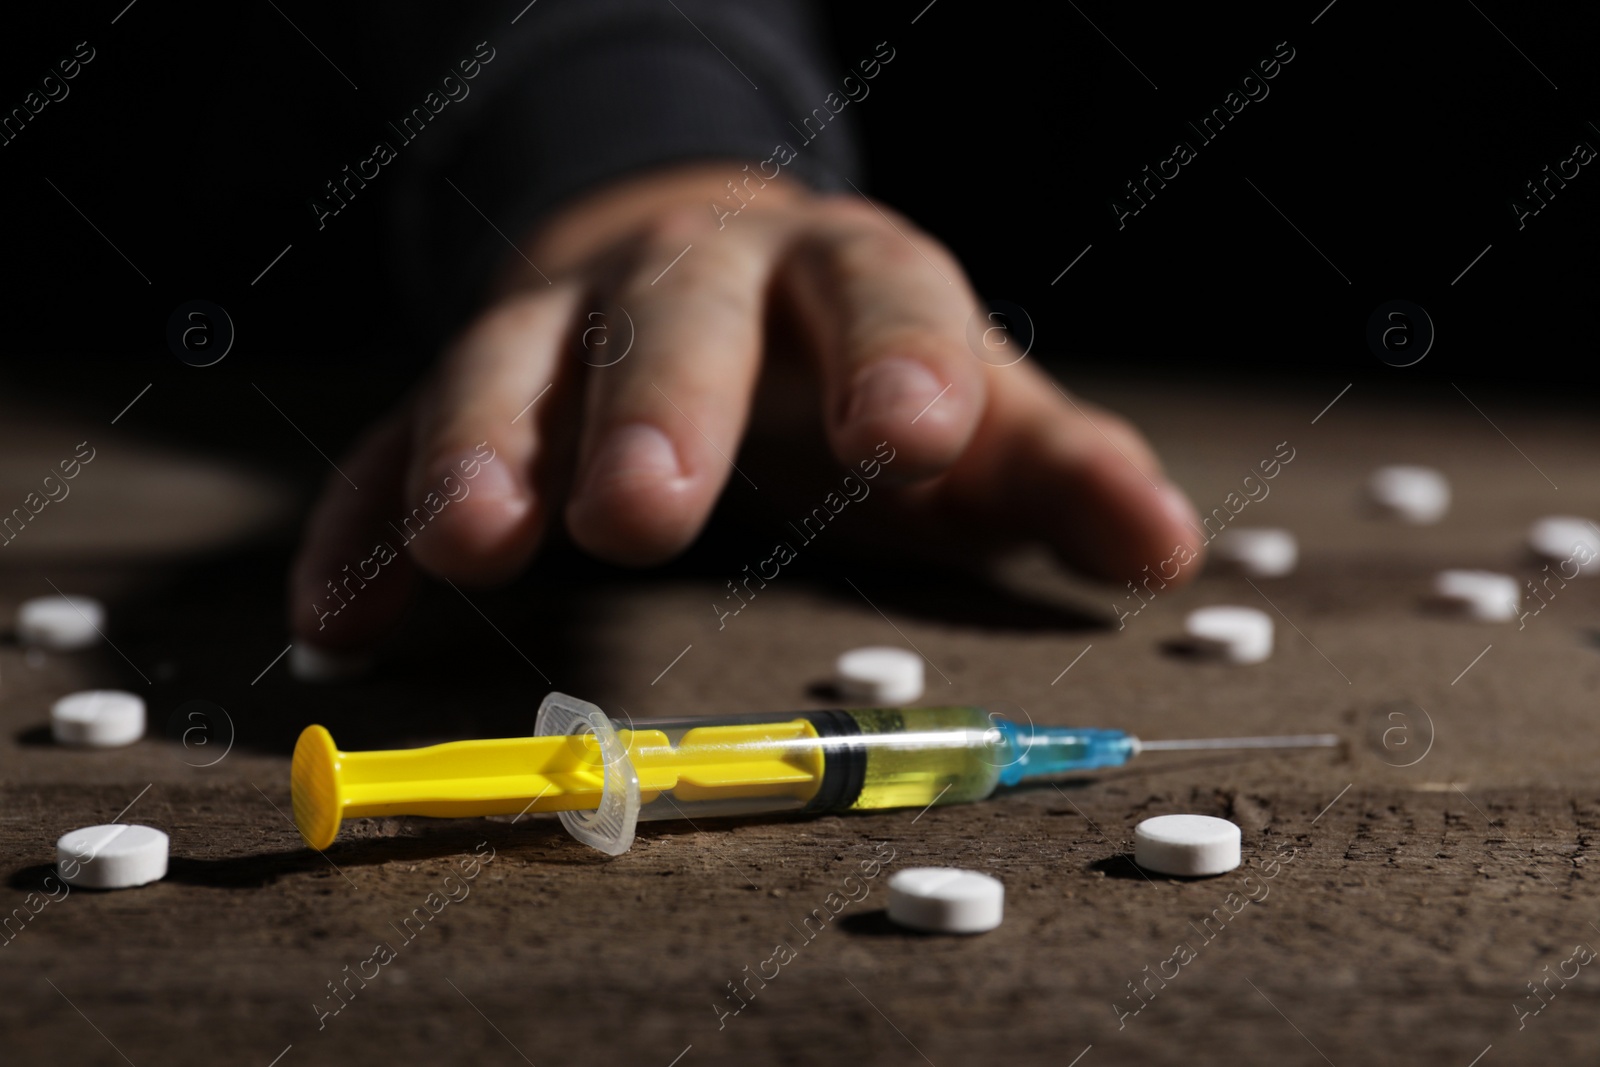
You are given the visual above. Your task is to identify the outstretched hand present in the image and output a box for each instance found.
[288,163,1203,654]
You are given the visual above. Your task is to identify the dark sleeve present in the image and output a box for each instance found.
[387,0,860,341]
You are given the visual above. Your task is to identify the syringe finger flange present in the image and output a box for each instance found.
[534,693,640,856]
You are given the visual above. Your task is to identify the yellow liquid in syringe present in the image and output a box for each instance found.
[846,706,1003,810]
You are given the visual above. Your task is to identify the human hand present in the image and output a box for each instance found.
[288,163,1203,655]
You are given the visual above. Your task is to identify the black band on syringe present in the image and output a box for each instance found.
[802,709,866,812]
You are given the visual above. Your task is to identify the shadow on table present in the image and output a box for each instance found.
[811,566,1107,634]
[1090,853,1161,881]
[15,725,54,747]
[79,534,1107,756]
[837,910,931,937]
[81,545,598,759]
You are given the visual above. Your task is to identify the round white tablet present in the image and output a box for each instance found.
[51,690,146,748]
[1211,527,1298,578]
[1431,570,1519,622]
[1527,516,1600,576]
[1366,465,1450,524]
[1134,815,1241,877]
[56,824,168,889]
[886,867,1004,933]
[17,595,106,651]
[835,646,923,704]
[1184,606,1274,664]
[290,644,372,684]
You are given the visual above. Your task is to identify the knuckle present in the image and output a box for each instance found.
[620,247,759,322]
[812,194,886,228]
[684,270,757,320]
[461,290,559,347]
[830,225,917,274]
[821,219,961,286]
[638,203,722,247]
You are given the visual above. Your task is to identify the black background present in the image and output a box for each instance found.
[1,1,1593,461]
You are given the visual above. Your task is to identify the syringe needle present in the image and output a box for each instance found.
[1136,733,1341,752]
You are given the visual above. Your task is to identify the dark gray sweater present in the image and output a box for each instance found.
[382,0,860,337]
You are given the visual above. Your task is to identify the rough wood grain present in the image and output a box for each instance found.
[3,379,1597,1065]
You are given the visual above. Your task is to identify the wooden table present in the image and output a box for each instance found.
[3,375,1596,1065]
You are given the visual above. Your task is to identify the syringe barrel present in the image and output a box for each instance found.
[617,709,861,824]
[612,705,1009,826]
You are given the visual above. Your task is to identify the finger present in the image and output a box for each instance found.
[288,407,419,653]
[564,209,774,564]
[783,198,987,479]
[937,362,1205,585]
[406,285,583,583]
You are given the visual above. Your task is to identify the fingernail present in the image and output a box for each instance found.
[845,359,950,429]
[1159,482,1202,537]
[580,423,684,499]
[464,452,518,498]
[430,450,525,517]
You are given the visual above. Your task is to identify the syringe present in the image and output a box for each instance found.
[290,692,1338,854]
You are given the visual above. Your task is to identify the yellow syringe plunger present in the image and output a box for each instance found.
[290,692,842,854]
[291,725,343,851]
[291,725,612,849]
[291,694,633,851]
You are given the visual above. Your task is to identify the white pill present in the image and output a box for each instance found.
[16,595,106,651]
[51,690,146,747]
[1366,465,1450,524]
[1134,814,1241,877]
[1211,527,1298,577]
[1527,516,1600,576]
[1183,606,1274,664]
[835,646,923,704]
[56,824,168,889]
[1431,570,1520,622]
[886,867,1004,933]
[290,644,372,684]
